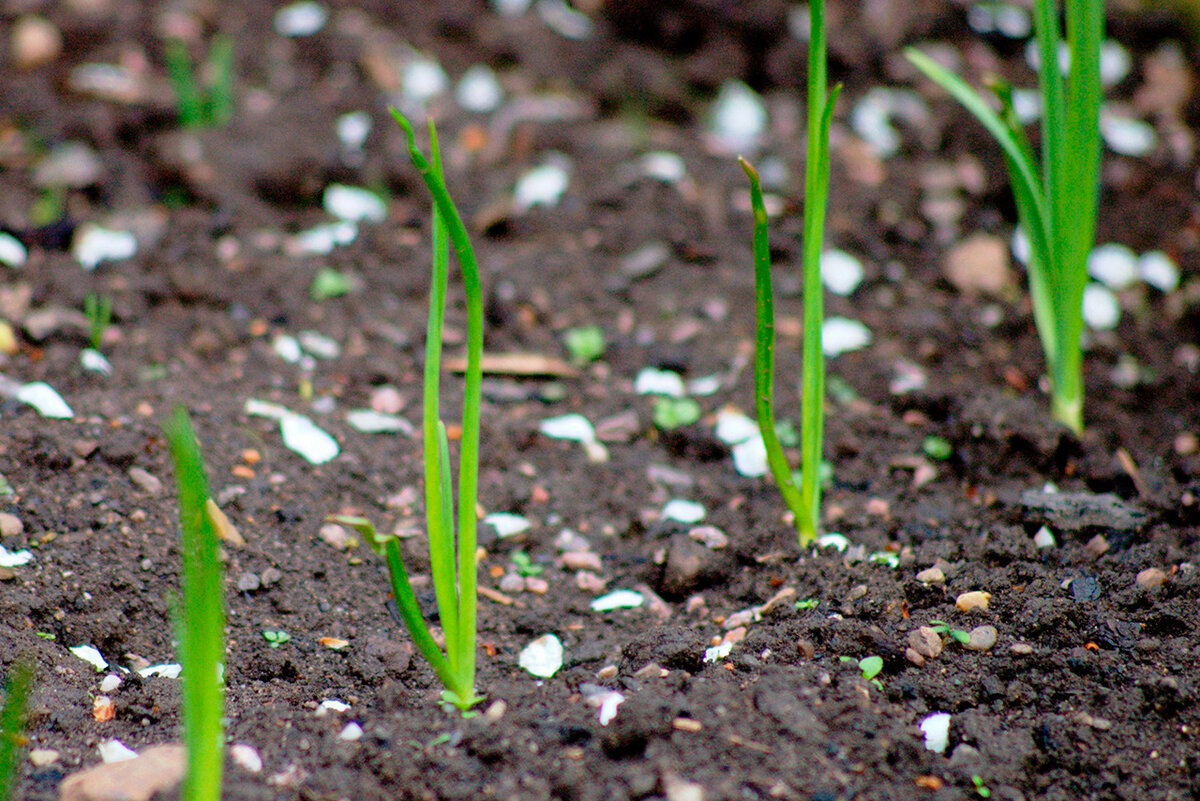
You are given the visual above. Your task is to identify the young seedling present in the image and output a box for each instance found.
[906,0,1104,433]
[166,35,235,129]
[162,407,226,801]
[0,660,33,801]
[563,325,605,365]
[330,109,485,712]
[928,620,971,645]
[84,292,112,352]
[740,0,841,547]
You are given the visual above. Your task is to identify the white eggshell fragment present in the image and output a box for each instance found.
[0,545,33,567]
[1087,243,1139,290]
[1100,113,1156,157]
[323,184,386,223]
[821,317,872,357]
[1138,250,1180,292]
[539,414,595,442]
[80,348,112,375]
[274,1,328,37]
[707,80,767,155]
[456,64,504,113]
[821,249,864,296]
[920,712,952,753]
[279,414,339,464]
[732,436,768,478]
[514,161,570,212]
[1082,284,1120,330]
[345,409,413,435]
[519,634,564,678]
[73,225,137,271]
[97,740,139,764]
[590,590,644,612]
[635,367,685,397]
[0,232,26,268]
[484,512,532,538]
[662,499,705,524]
[17,381,73,419]
[70,645,109,672]
[714,408,758,444]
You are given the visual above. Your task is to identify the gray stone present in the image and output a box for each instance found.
[964,625,998,652]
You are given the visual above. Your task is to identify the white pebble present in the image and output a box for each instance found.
[484,512,532,538]
[816,533,850,552]
[1082,284,1120,330]
[920,712,951,753]
[714,408,758,444]
[338,722,364,741]
[635,367,685,397]
[535,0,593,41]
[1087,243,1139,290]
[514,161,570,212]
[1011,226,1031,266]
[662,499,705,523]
[71,645,108,671]
[732,435,768,478]
[274,1,327,37]
[821,249,864,296]
[821,317,872,357]
[0,232,26,268]
[539,413,595,442]
[97,740,138,764]
[518,633,564,678]
[590,589,644,612]
[707,80,767,155]
[0,545,33,568]
[640,151,686,184]
[323,184,386,223]
[137,663,182,679]
[292,221,358,255]
[73,225,137,271]
[456,64,504,113]
[1138,250,1179,292]
[279,414,339,464]
[492,0,531,15]
[1100,113,1157,157]
[296,330,340,359]
[403,58,448,107]
[703,641,734,663]
[16,381,73,419]
[1033,525,1057,549]
[99,674,122,693]
[850,88,929,159]
[272,335,303,364]
[1100,39,1132,88]
[335,112,372,151]
[316,699,350,716]
[80,348,112,375]
[230,744,262,774]
[345,409,413,435]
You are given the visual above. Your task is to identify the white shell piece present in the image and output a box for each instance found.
[714,408,759,445]
[316,699,350,716]
[274,1,328,37]
[70,645,109,672]
[336,112,371,151]
[244,398,294,422]
[80,348,112,375]
[1087,243,1139,290]
[686,374,721,396]
[708,80,767,155]
[1138,250,1180,292]
[279,414,339,464]
[1082,284,1120,330]
[703,641,734,663]
[338,722,364,741]
[230,744,263,774]
[640,151,686,184]
[1100,113,1156,157]
[292,221,358,254]
[403,58,448,106]
[821,249,865,296]
[590,590,644,612]
[662,499,705,524]
[323,184,386,223]
[0,545,33,567]
[97,740,138,763]
[518,633,564,678]
[484,512,533,538]
[137,663,183,679]
[296,330,341,359]
[1033,526,1057,549]
[815,533,850,552]
[99,674,122,693]
[539,414,595,442]
[1100,39,1132,88]
[634,367,685,397]
[0,232,26,268]
[514,162,570,212]
[345,409,413,435]
[456,64,504,113]
[536,0,593,40]
[821,317,872,357]
[273,335,303,364]
[17,381,73,419]
[732,436,768,478]
[73,225,137,271]
[920,712,952,753]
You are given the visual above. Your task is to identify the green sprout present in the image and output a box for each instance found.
[84,292,112,352]
[739,0,840,548]
[261,630,291,648]
[166,35,234,129]
[972,775,992,798]
[0,660,34,801]
[510,550,543,578]
[922,435,953,461]
[333,109,486,713]
[928,620,971,645]
[906,0,1103,433]
[652,396,701,430]
[162,407,226,801]
[563,325,605,364]
[839,654,884,688]
[310,268,351,301]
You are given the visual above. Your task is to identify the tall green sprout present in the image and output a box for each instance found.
[334,110,483,712]
[166,35,234,129]
[740,0,840,547]
[163,407,225,801]
[0,660,33,801]
[907,0,1103,433]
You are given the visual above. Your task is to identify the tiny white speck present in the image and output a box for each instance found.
[822,249,864,296]
[274,1,327,37]
[335,112,371,151]
[456,65,504,113]
[662,499,705,524]
[514,162,570,212]
[1082,284,1120,330]
[708,80,767,155]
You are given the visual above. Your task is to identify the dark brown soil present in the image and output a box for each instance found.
[2,2,1199,800]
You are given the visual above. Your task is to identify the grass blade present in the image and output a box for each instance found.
[162,407,224,801]
[165,41,202,129]
[0,660,33,801]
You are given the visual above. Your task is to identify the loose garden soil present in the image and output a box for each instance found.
[1,1,1199,799]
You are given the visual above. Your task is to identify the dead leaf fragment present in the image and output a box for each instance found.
[205,499,245,547]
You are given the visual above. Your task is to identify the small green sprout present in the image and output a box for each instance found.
[0,659,34,801]
[794,598,819,611]
[166,35,235,129]
[84,292,112,352]
[162,407,226,801]
[922,435,953,461]
[972,775,992,798]
[907,0,1103,433]
[652,396,701,430]
[261,630,291,648]
[33,632,54,641]
[563,325,605,365]
[510,550,543,578]
[839,654,884,688]
[928,620,971,645]
[740,0,840,549]
[310,268,351,301]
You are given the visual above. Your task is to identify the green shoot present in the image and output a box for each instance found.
[740,0,840,548]
[563,325,605,365]
[166,35,235,129]
[928,620,972,645]
[906,0,1104,433]
[310,268,351,301]
[510,550,543,578]
[336,107,485,713]
[162,407,226,801]
[0,660,33,801]
[261,630,291,648]
[972,775,993,798]
[921,435,953,461]
[84,292,112,352]
[652,396,701,430]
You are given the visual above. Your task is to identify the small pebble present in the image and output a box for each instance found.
[575,571,607,593]
[229,744,262,774]
[822,317,872,357]
[955,591,991,612]
[1010,642,1034,656]
[127,467,163,496]
[261,567,284,586]
[561,550,602,572]
[1033,525,1056,549]
[319,523,356,551]
[905,648,925,667]
[687,526,728,549]
[915,566,944,583]
[0,512,23,538]
[1135,568,1168,590]
[1084,534,1110,559]
[98,674,121,693]
[369,385,406,414]
[338,722,364,741]
[908,626,944,659]
[12,15,62,70]
[498,573,525,593]
[963,625,998,652]
[945,233,1012,296]
[29,748,60,767]
[236,572,261,592]
[523,577,549,594]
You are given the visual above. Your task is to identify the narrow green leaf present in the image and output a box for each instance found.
[0,660,33,801]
